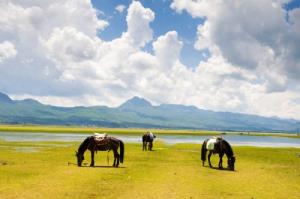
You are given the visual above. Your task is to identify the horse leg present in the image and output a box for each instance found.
[113,149,119,167]
[90,150,95,167]
[149,142,153,151]
[202,149,206,166]
[143,142,147,151]
[208,151,213,168]
[113,155,116,167]
[219,153,224,169]
[116,153,120,167]
[115,149,120,167]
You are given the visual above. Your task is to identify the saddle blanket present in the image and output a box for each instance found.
[207,138,217,150]
[94,133,107,141]
[148,132,154,139]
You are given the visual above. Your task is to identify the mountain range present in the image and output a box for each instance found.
[0,92,299,132]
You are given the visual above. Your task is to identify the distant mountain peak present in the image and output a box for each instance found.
[0,92,13,103]
[119,96,152,109]
[20,98,42,105]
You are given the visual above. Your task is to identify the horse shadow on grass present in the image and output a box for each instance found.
[80,162,126,168]
[67,162,126,168]
[203,165,237,172]
[80,165,126,169]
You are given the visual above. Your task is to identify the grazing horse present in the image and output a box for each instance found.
[201,137,236,170]
[76,136,124,167]
[142,132,156,151]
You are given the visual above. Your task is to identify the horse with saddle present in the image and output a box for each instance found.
[76,133,124,167]
[201,137,236,170]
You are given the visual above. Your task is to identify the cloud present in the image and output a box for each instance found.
[123,1,155,47]
[169,0,300,118]
[0,0,108,96]
[153,31,183,71]
[0,41,17,63]
[172,0,300,87]
[115,4,126,13]
[1,0,300,120]
[45,27,99,64]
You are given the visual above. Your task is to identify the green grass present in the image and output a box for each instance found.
[0,140,299,199]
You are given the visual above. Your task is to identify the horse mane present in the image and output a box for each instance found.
[222,139,234,157]
[78,136,92,153]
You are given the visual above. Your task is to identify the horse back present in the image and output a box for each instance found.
[91,137,118,151]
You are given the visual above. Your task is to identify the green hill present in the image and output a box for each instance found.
[0,93,299,132]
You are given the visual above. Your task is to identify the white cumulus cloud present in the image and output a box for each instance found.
[123,1,155,47]
[0,41,17,63]
[1,0,300,120]
[170,0,300,119]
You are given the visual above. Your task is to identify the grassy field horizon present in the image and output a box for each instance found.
[0,139,300,199]
[0,124,299,139]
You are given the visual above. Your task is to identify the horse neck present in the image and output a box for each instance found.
[78,137,90,155]
[222,140,234,158]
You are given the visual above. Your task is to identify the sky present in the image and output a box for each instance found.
[0,0,300,120]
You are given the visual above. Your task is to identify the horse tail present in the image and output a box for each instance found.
[201,140,207,165]
[119,140,124,163]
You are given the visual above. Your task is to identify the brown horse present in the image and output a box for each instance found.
[76,136,124,167]
[142,132,156,151]
[201,138,236,170]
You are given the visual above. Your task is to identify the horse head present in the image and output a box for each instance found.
[228,156,236,171]
[75,151,84,167]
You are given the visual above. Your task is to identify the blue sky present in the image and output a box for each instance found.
[284,0,300,10]
[92,0,300,68]
[92,0,206,67]
[283,0,300,22]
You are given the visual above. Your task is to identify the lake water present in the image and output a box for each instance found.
[0,132,300,148]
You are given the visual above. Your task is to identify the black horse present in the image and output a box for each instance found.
[76,136,124,167]
[201,138,236,170]
[142,132,156,151]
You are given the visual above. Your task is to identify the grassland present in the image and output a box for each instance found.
[0,124,220,135]
[0,139,299,199]
[0,124,299,138]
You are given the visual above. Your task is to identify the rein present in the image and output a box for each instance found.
[107,151,109,165]
[68,162,77,166]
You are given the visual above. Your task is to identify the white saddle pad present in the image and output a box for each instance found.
[94,133,107,141]
[207,138,217,150]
